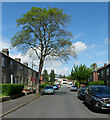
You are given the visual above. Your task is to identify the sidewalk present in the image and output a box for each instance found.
[2,93,39,116]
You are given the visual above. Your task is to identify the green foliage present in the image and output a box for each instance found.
[11,7,76,94]
[42,69,49,82]
[71,64,92,82]
[87,81,105,86]
[0,84,24,96]
[50,69,55,82]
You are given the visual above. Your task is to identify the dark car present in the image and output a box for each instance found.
[84,85,110,111]
[53,85,58,90]
[77,87,87,100]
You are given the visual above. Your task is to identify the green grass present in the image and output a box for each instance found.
[0,94,7,97]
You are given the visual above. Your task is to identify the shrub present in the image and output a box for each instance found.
[87,81,105,86]
[0,84,24,96]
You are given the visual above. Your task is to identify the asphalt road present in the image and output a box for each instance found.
[3,86,110,118]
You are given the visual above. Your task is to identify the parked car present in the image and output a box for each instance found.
[56,84,60,88]
[68,84,73,88]
[53,85,58,90]
[77,87,87,100]
[84,85,110,111]
[70,85,78,91]
[44,86,54,94]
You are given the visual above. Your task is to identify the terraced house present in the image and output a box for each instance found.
[0,49,38,87]
[92,63,110,87]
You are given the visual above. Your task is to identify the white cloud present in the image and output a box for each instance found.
[96,61,103,65]
[72,41,87,54]
[89,44,96,49]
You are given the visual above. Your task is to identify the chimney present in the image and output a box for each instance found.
[1,49,9,56]
[23,62,28,67]
[104,63,107,67]
[15,58,21,63]
[93,63,97,70]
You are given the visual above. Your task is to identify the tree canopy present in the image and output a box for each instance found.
[11,7,76,94]
[71,64,92,83]
[50,69,55,82]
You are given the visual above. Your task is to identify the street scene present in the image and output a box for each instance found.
[2,86,110,118]
[0,1,110,119]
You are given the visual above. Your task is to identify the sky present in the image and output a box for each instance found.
[1,2,108,75]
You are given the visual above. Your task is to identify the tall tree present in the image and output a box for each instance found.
[50,69,55,82]
[11,7,76,94]
[42,69,49,82]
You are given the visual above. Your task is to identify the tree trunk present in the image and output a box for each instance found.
[36,59,44,95]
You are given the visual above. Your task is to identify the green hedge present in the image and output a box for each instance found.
[0,84,24,96]
[87,81,105,86]
[39,84,50,89]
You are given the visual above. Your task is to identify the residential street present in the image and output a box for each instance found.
[3,86,110,118]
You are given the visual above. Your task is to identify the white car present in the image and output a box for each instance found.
[68,84,73,88]
[70,85,78,91]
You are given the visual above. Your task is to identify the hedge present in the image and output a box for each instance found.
[0,84,24,96]
[87,81,105,86]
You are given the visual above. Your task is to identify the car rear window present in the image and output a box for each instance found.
[45,86,53,89]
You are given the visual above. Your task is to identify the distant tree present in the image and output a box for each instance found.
[50,69,55,82]
[62,75,66,78]
[70,68,74,80]
[11,7,76,94]
[42,69,49,82]
[72,64,92,83]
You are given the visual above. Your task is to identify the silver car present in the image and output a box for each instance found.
[70,85,78,91]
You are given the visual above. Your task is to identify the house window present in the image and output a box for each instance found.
[107,69,109,75]
[2,73,5,83]
[10,60,13,69]
[20,66,22,70]
[2,57,5,67]
[101,71,104,77]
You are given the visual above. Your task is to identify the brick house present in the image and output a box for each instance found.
[92,63,110,87]
[1,49,38,87]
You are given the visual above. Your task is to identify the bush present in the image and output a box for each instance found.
[87,81,105,86]
[0,84,24,96]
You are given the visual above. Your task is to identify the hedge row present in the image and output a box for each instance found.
[87,81,105,86]
[0,84,24,96]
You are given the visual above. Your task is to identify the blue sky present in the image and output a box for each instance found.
[1,2,108,75]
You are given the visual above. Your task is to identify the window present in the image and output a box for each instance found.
[10,60,13,69]
[107,69,109,75]
[101,71,104,77]
[20,65,22,70]
[2,57,5,67]
[2,73,5,83]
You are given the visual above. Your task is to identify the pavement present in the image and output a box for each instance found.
[1,93,39,118]
[3,86,110,118]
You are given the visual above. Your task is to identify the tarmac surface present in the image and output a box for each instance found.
[2,86,110,118]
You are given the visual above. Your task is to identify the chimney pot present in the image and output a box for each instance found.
[15,58,21,63]
[23,62,28,67]
[1,49,9,56]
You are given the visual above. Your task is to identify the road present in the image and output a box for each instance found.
[3,86,110,118]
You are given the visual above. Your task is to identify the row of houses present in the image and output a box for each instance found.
[0,49,38,87]
[92,63,110,86]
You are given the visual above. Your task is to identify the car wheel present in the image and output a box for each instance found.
[91,101,97,112]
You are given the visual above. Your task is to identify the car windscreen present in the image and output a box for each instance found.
[81,87,86,91]
[92,87,110,94]
[45,86,53,89]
